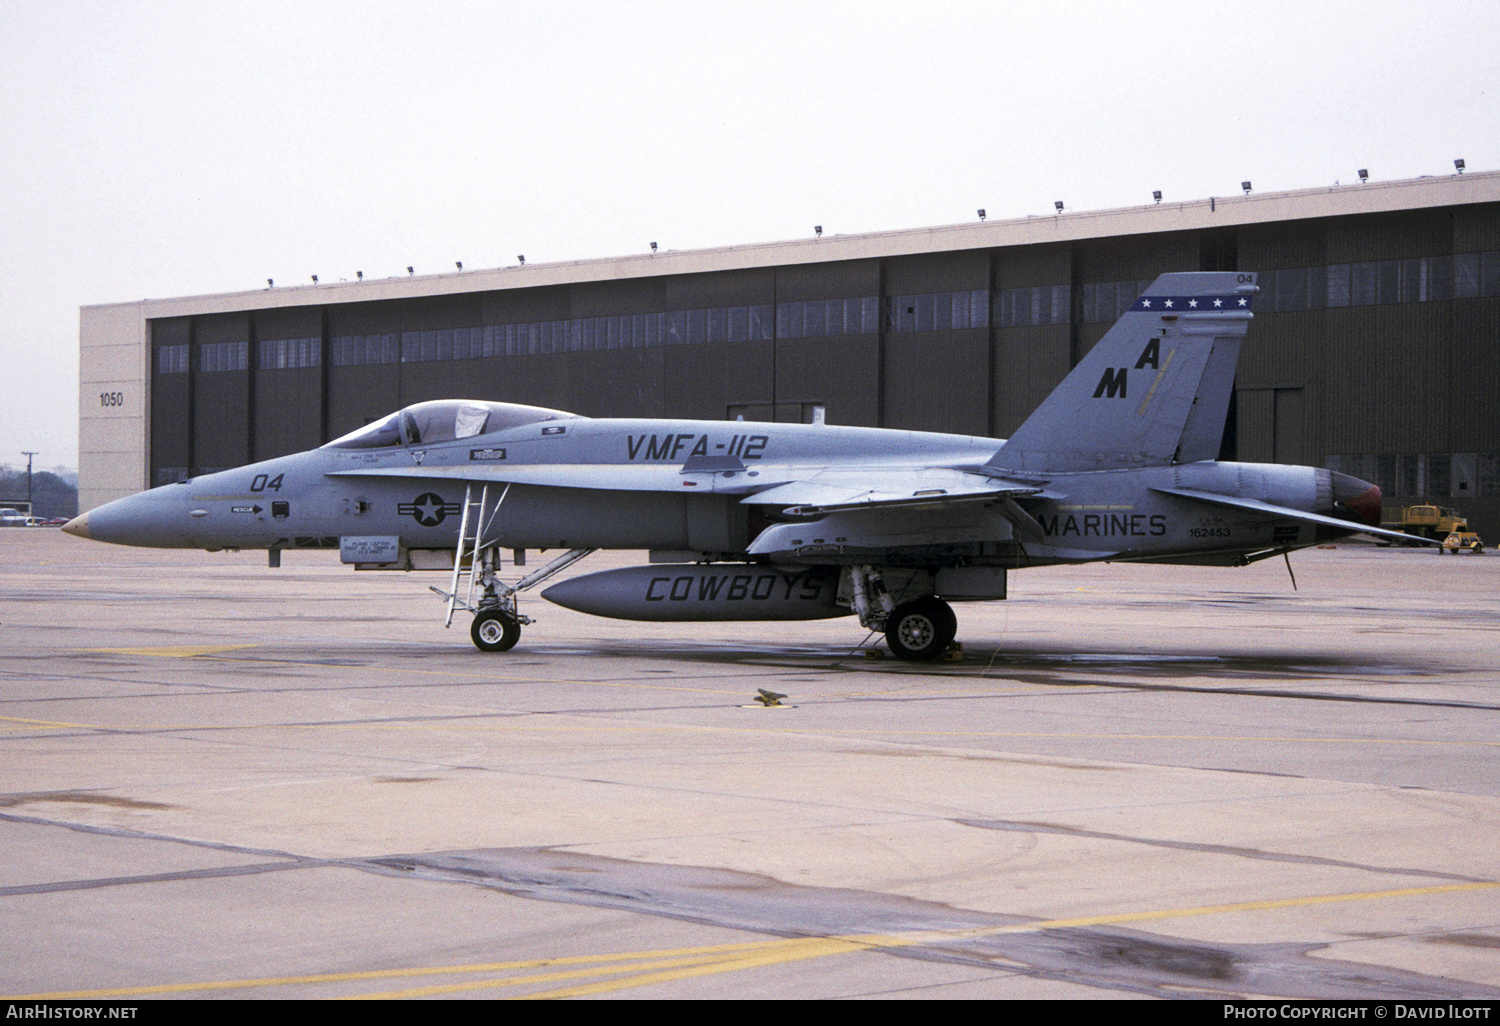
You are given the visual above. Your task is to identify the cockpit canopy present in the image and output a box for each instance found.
[324,400,579,450]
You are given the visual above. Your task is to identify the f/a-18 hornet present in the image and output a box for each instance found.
[67,271,1420,660]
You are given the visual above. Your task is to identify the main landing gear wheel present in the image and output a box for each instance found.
[471,610,520,652]
[884,597,957,662]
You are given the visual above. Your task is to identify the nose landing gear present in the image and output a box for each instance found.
[471,609,521,652]
[434,483,596,653]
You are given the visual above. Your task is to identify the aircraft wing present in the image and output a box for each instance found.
[1152,486,1440,546]
[739,470,1048,558]
[743,469,1040,515]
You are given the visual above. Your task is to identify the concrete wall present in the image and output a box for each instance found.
[78,302,148,514]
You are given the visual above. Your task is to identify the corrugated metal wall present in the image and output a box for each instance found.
[148,202,1500,535]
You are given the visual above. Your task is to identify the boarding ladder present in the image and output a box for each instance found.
[440,482,504,627]
[432,482,594,628]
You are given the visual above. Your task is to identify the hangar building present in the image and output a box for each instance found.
[80,171,1500,536]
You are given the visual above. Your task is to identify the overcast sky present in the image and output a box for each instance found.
[2,0,1496,472]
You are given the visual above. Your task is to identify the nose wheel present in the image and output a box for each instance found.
[884,597,958,661]
[471,610,520,652]
[441,543,595,653]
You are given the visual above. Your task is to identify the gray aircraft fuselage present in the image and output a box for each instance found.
[72,413,1364,567]
[65,271,1407,659]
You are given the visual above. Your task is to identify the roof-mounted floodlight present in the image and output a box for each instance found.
[977,209,986,220]
[1358,169,1368,183]
[1241,181,1252,194]
[650,241,657,252]
[1054,201,1064,213]
[1152,190,1162,203]
[518,255,525,265]
[814,225,822,238]
[267,278,274,288]
[1455,159,1466,173]
[356,270,363,280]
[311,274,318,284]
[407,266,414,275]
[455,261,463,271]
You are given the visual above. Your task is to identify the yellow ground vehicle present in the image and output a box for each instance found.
[1440,531,1485,554]
[1379,504,1472,544]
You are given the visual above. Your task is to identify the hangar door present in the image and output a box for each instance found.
[1237,386,1305,465]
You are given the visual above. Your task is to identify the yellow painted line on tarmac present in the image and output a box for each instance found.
[512,937,871,1000]
[83,645,260,658]
[927,880,1500,940]
[0,716,99,730]
[351,950,783,1000]
[4,940,797,1000]
[12,880,1496,1000]
[520,881,1500,1000]
[76,646,755,696]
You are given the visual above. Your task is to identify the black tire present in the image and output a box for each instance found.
[471,610,520,652]
[884,597,957,662]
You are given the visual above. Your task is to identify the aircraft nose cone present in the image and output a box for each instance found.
[1330,471,1382,527]
[72,485,196,548]
[61,512,91,539]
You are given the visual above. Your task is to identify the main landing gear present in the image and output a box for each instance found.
[845,566,958,662]
[883,596,959,661]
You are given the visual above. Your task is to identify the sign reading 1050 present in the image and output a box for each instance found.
[99,392,125,407]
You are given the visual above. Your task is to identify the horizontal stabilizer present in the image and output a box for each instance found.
[1151,486,1440,546]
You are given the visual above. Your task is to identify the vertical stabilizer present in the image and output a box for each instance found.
[987,271,1255,473]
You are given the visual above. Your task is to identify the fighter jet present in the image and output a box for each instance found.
[65,271,1425,660]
